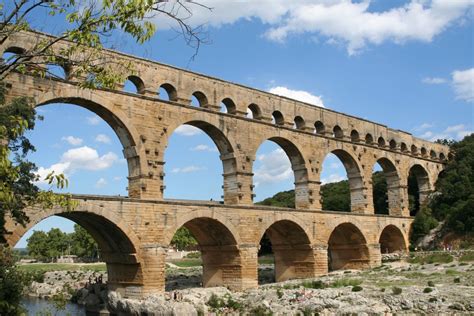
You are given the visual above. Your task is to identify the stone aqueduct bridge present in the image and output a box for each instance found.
[3,31,450,298]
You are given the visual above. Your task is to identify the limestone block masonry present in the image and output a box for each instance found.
[2,30,449,298]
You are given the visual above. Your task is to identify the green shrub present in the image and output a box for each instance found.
[249,305,273,316]
[301,280,327,289]
[207,293,224,309]
[276,288,283,299]
[380,288,386,292]
[352,285,363,292]
[423,287,433,293]
[459,252,474,262]
[454,277,461,283]
[427,281,435,287]
[331,278,362,288]
[392,287,403,295]
[207,293,242,311]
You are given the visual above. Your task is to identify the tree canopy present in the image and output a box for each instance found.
[430,134,474,233]
[27,225,98,261]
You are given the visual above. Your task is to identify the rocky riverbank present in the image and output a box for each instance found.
[26,255,474,315]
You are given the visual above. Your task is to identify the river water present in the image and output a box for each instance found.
[21,298,85,315]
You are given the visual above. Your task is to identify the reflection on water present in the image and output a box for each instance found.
[21,297,85,316]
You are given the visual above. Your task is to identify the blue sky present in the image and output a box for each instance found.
[13,0,473,247]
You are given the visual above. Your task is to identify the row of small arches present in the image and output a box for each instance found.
[2,48,449,162]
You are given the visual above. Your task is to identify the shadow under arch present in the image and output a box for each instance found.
[322,149,365,212]
[379,224,407,254]
[8,207,144,290]
[253,136,310,208]
[166,216,242,290]
[328,222,369,271]
[166,120,239,203]
[258,219,315,283]
[373,157,403,216]
[407,163,431,216]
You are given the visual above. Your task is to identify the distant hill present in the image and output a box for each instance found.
[256,172,388,214]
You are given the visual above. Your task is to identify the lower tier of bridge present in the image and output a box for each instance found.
[5,195,412,298]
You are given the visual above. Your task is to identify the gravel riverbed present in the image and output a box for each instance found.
[26,258,474,315]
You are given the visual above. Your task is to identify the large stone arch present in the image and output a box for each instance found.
[406,163,432,215]
[251,136,311,208]
[165,213,243,290]
[371,157,405,216]
[320,148,367,213]
[164,119,241,203]
[164,209,241,246]
[35,88,146,199]
[257,219,316,282]
[6,203,144,293]
[327,222,370,271]
[379,224,408,254]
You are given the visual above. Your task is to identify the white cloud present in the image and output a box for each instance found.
[414,123,434,132]
[452,68,474,103]
[190,144,218,152]
[95,178,107,188]
[95,134,111,144]
[268,86,324,107]
[155,0,473,55]
[86,116,101,125]
[36,146,119,183]
[321,173,346,184]
[418,123,473,141]
[254,148,293,186]
[422,77,446,84]
[170,165,205,173]
[61,136,83,146]
[174,125,202,136]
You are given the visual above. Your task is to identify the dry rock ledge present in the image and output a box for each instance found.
[27,258,474,315]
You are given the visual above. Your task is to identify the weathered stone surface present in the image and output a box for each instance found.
[2,30,451,298]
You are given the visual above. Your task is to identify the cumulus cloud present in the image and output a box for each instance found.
[422,77,446,84]
[170,165,205,173]
[452,68,474,103]
[36,146,119,183]
[95,134,111,144]
[321,173,346,184]
[155,0,473,55]
[268,86,324,107]
[61,136,83,146]
[95,178,107,188]
[418,123,473,141]
[86,116,101,125]
[174,125,202,136]
[254,148,292,186]
[190,144,218,152]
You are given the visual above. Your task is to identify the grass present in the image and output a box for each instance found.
[170,259,202,267]
[459,252,474,262]
[17,262,106,273]
[258,256,275,265]
[409,253,454,265]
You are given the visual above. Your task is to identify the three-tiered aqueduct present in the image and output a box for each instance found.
[2,31,450,298]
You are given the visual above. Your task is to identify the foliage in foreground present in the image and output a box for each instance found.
[0,84,76,243]
[0,246,30,315]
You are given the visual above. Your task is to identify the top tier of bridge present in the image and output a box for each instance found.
[2,30,449,162]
